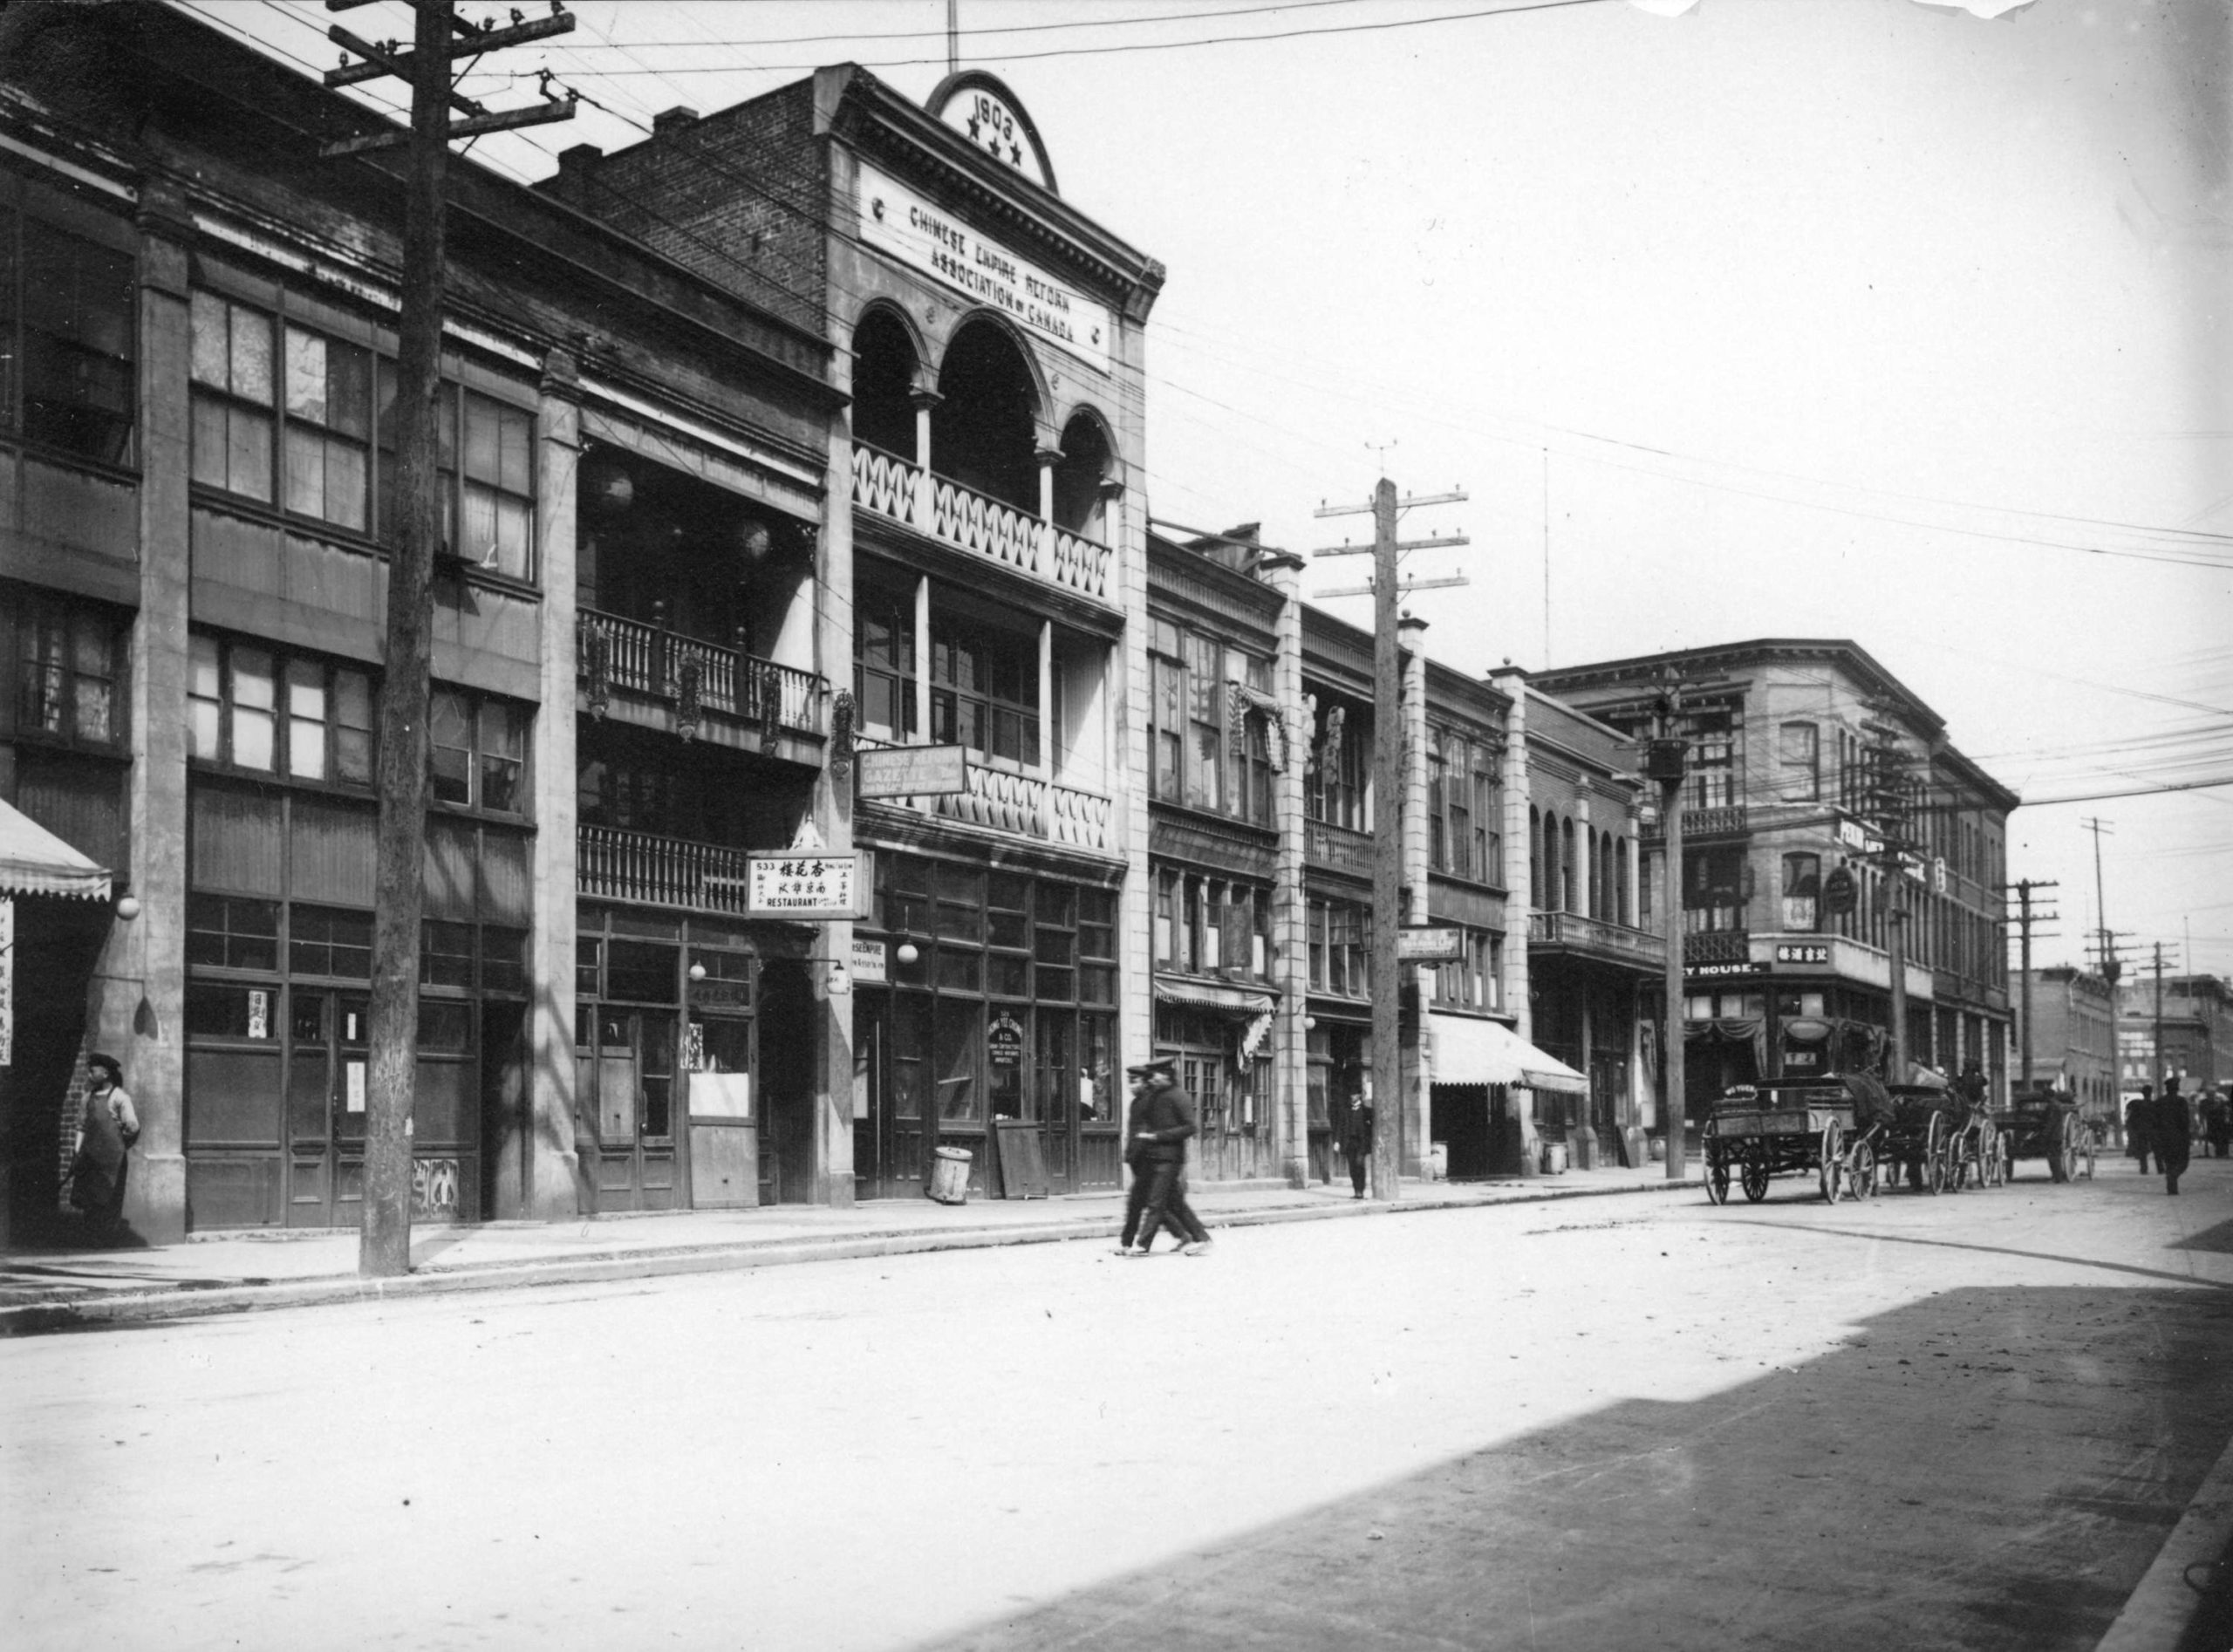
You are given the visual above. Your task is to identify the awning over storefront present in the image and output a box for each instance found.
[1427,1013,1588,1094]
[1154,976,1277,1017]
[0,800,110,900]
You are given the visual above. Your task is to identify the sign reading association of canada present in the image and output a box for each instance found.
[745,853,870,919]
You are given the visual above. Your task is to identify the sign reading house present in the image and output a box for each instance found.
[856,160,1112,374]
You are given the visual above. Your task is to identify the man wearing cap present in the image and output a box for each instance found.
[1116,1056,1212,1257]
[69,1053,140,1243]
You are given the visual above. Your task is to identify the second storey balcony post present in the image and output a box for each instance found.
[909,386,940,536]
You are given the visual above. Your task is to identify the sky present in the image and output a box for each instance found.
[184,0,2233,981]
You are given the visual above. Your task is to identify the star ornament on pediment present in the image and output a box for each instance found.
[966,114,981,140]
[1007,140,1022,166]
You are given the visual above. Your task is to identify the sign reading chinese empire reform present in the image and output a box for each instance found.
[856,744,970,799]
[855,161,1111,374]
[746,853,871,920]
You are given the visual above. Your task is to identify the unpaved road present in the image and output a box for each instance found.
[5,1157,2230,1651]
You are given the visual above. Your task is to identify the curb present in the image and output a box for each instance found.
[0,1173,1701,1338]
[2095,1425,2233,1652]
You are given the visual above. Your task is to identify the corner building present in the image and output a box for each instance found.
[545,70,1165,1199]
[0,1,845,1239]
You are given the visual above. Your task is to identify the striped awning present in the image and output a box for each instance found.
[0,800,110,900]
[1153,976,1277,1017]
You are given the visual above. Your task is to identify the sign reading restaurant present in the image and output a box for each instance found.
[856,160,1112,374]
[745,853,871,920]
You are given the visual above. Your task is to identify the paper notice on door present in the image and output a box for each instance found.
[345,1060,366,1113]
[248,989,269,1041]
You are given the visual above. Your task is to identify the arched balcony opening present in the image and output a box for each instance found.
[850,307,918,461]
[932,317,1040,515]
[1052,408,1115,540]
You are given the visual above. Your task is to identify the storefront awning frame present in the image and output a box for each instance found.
[0,800,111,901]
[1426,1013,1588,1094]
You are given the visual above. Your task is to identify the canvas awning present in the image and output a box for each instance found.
[0,799,110,900]
[1427,1013,1588,1094]
[1153,976,1277,1017]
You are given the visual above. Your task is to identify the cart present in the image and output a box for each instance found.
[1991,1090,2094,1182]
[1876,1083,1964,1195]
[1702,1078,1874,1205]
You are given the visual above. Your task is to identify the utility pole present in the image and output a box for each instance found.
[2154,941,2167,1096]
[2009,878,2058,1092]
[1643,668,1689,1178]
[1312,475,1467,1200]
[324,0,575,1277]
[1863,704,1917,1081]
[2081,817,2121,992]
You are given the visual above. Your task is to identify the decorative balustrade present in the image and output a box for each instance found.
[1528,909,1667,967]
[1682,928,1752,966]
[855,737,1114,853]
[1306,818,1376,877]
[851,442,1112,604]
[577,826,757,916]
[1642,804,1747,842]
[577,610,825,737]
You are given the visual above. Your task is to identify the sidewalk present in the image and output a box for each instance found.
[0,1162,1697,1336]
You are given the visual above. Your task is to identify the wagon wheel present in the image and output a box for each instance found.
[1819,1120,1844,1205]
[1705,1138,1731,1205]
[1847,1138,1877,1201]
[1922,1114,1948,1195]
[1740,1143,1772,1204]
[1956,1123,1982,1193]
[2074,1120,2097,1180]
[1981,1122,2004,1188]
[2048,1116,2073,1183]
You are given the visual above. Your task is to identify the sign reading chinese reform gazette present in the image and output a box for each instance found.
[746,853,871,920]
[856,744,970,799]
[855,161,1111,373]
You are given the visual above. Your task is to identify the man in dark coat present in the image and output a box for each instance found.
[2205,1090,2230,1160]
[2156,1077,2193,1195]
[2127,1086,2155,1175]
[1116,1057,1211,1256]
[1340,1092,1375,1199]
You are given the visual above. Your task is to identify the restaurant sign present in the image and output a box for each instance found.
[856,160,1111,373]
[745,853,871,920]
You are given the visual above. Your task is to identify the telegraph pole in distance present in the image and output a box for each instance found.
[2009,878,2058,1093]
[1643,669,1689,1179]
[324,0,576,1277]
[1313,476,1467,1200]
[2154,941,2167,1096]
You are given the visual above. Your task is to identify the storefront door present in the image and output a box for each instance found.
[1034,1010,1076,1195]
[577,1007,678,1212]
[284,987,367,1226]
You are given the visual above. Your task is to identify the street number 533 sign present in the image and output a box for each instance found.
[745,852,872,919]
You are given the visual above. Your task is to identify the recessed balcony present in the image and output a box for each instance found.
[851,442,1112,605]
[576,825,764,916]
[577,609,826,740]
[1527,909,1666,972]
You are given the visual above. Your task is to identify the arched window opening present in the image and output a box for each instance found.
[850,310,917,461]
[932,319,1039,513]
[1053,410,1113,539]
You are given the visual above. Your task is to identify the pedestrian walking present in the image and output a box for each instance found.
[65,1052,140,1244]
[2127,1087,2154,1175]
[2205,1090,2230,1161]
[1116,1057,1211,1257]
[1340,1091,1375,1199]
[2155,1077,2192,1195]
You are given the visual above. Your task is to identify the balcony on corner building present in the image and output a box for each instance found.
[851,441,1112,604]
[1527,909,1666,972]
[1682,929,1752,967]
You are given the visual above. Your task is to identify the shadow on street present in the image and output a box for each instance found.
[914,1285,2233,1652]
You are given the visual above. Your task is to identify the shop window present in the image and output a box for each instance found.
[428,686,529,815]
[290,905,372,979]
[185,981,278,1041]
[604,940,679,1004]
[420,919,475,988]
[187,893,281,972]
[12,593,126,748]
[3,208,135,466]
[419,999,472,1051]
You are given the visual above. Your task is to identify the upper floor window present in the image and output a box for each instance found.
[853,577,918,741]
[1431,727,1501,883]
[1305,693,1369,831]
[430,686,529,816]
[1684,845,1748,934]
[931,613,1037,766]
[376,364,536,581]
[1308,896,1372,996]
[1779,721,1819,802]
[0,206,135,468]
[1154,868,1270,980]
[1781,851,1820,932]
[189,633,374,788]
[1148,618,1273,823]
[1688,712,1735,810]
[10,591,126,750]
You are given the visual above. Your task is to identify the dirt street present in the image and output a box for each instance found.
[5,1160,2230,1651]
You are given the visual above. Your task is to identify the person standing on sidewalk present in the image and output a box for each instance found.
[2155,1076,2193,1196]
[2204,1089,2230,1160]
[1340,1091,1375,1199]
[2127,1086,2155,1175]
[67,1053,140,1244]
[1118,1057,1211,1257]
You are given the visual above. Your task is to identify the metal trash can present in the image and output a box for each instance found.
[927,1145,972,1205]
[1541,1141,1569,1176]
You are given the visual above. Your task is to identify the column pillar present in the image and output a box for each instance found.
[909,386,939,535]
[1490,666,1540,1176]
[112,181,195,1241]
[528,348,584,1219]
[816,419,857,1208]
[1262,552,1309,1187]
[1398,614,1431,1178]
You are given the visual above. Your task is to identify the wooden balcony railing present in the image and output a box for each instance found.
[1527,909,1666,968]
[577,610,825,737]
[856,738,1114,854]
[1682,928,1752,966]
[850,442,1113,604]
[577,826,757,915]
